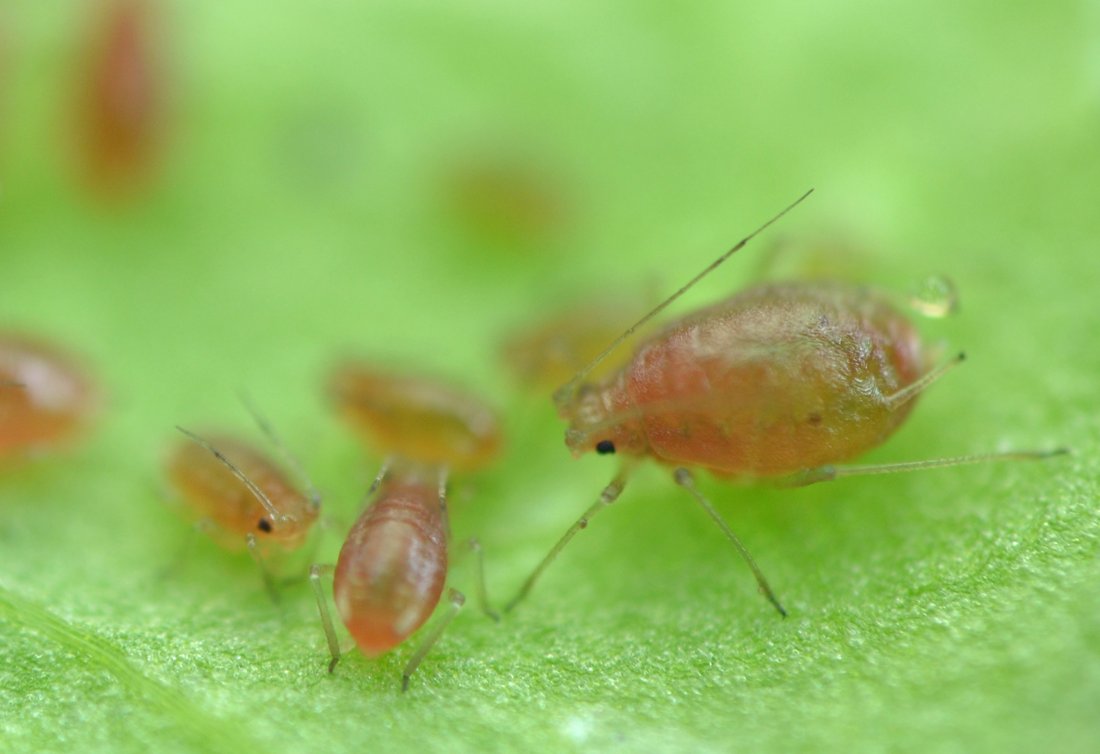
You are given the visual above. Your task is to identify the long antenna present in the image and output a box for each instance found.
[552,189,814,409]
[175,426,284,522]
[238,391,323,511]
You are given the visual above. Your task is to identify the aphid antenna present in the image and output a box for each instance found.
[553,189,814,410]
[437,465,452,539]
[175,426,284,523]
[237,390,323,511]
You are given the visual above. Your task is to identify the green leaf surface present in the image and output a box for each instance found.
[2,2,1097,753]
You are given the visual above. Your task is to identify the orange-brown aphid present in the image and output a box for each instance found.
[79,0,160,195]
[166,408,321,597]
[313,364,501,688]
[165,433,319,552]
[0,333,97,458]
[500,292,655,392]
[327,362,502,473]
[506,190,1065,616]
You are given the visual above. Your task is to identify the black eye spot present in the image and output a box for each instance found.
[595,440,616,455]
[257,518,273,533]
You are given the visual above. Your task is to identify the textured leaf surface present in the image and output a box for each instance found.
[1,2,1097,753]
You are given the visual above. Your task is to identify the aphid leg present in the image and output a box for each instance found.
[402,588,465,692]
[437,466,452,539]
[367,457,392,497]
[884,352,966,411]
[784,448,1070,487]
[246,532,280,604]
[504,469,630,613]
[468,538,500,622]
[673,468,787,618]
[238,391,323,511]
[309,563,341,673]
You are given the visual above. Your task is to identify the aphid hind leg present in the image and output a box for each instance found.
[309,563,342,673]
[503,468,630,613]
[783,448,1069,487]
[673,468,787,618]
[402,588,466,692]
[884,352,966,411]
[246,533,280,604]
[468,538,500,622]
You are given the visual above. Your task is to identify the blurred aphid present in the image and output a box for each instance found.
[441,150,569,249]
[78,0,160,197]
[500,291,655,392]
[0,333,98,458]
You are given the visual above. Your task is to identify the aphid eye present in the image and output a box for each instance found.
[595,440,616,455]
[257,518,273,533]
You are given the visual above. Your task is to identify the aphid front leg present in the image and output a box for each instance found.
[402,588,466,692]
[468,538,499,621]
[504,468,629,613]
[309,563,341,673]
[246,533,280,604]
[673,468,787,618]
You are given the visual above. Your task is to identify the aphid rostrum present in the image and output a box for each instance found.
[0,333,98,458]
[506,190,1065,616]
[313,363,501,688]
[167,403,320,597]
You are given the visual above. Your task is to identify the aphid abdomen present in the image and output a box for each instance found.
[626,283,926,477]
[334,480,448,657]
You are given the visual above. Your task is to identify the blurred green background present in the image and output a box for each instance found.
[1,1,1098,753]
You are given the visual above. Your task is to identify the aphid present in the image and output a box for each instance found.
[500,291,656,392]
[79,0,160,196]
[167,404,320,597]
[0,333,97,458]
[327,361,502,473]
[505,190,1065,616]
[313,363,501,688]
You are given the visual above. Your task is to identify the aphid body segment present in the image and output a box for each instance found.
[565,281,926,477]
[165,434,318,551]
[0,334,97,457]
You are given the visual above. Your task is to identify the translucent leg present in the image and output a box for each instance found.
[246,532,279,604]
[504,470,629,613]
[885,352,966,411]
[402,588,465,692]
[783,447,1069,487]
[468,538,499,622]
[309,563,341,673]
[673,468,787,618]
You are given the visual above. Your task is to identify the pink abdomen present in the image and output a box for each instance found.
[333,481,447,656]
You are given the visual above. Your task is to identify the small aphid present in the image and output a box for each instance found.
[78,0,160,196]
[0,333,97,458]
[327,361,502,473]
[506,190,1065,616]
[166,407,320,597]
[315,366,501,688]
[500,291,655,392]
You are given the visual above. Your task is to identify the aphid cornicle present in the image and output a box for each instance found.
[0,333,97,458]
[313,362,501,689]
[505,190,1065,616]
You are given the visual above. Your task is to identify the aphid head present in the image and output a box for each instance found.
[562,383,646,459]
